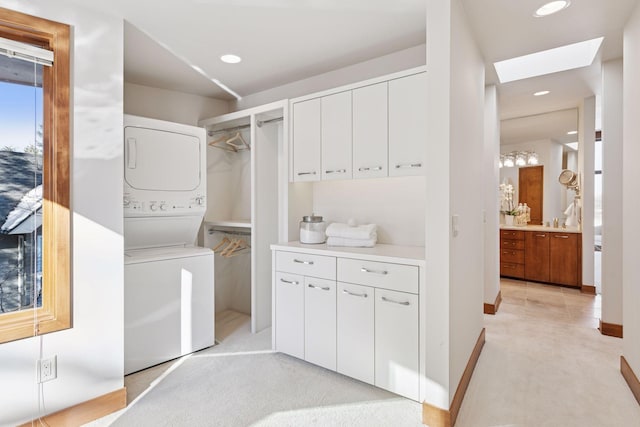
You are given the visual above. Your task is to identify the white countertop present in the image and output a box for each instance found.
[270,241,426,267]
[500,225,581,234]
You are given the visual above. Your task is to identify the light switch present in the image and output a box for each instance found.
[452,214,459,237]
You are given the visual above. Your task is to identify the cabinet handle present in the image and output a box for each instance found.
[294,259,314,265]
[358,166,383,172]
[342,289,368,298]
[361,267,388,275]
[535,234,546,237]
[381,296,410,306]
[554,235,569,239]
[308,284,331,291]
[280,278,299,285]
[297,171,317,176]
[395,163,422,169]
[325,169,346,174]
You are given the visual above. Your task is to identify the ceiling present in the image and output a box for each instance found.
[72,0,638,138]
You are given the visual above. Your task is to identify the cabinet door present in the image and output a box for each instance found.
[524,232,550,282]
[375,288,419,400]
[321,91,352,180]
[388,72,426,177]
[353,82,388,179]
[549,233,580,286]
[292,99,321,182]
[519,166,543,225]
[337,282,374,385]
[275,272,305,359]
[304,277,337,370]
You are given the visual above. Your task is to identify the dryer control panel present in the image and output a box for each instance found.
[123,192,206,217]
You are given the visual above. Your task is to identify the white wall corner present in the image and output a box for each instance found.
[484,85,500,305]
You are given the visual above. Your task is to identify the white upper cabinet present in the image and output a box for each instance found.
[352,82,388,179]
[388,72,427,177]
[321,91,352,180]
[292,98,321,182]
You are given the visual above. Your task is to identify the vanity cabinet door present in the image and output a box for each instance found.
[388,72,426,176]
[292,98,321,182]
[549,233,580,287]
[353,82,388,179]
[524,231,550,282]
[337,282,374,385]
[375,288,419,401]
[321,91,352,180]
[304,277,337,370]
[275,272,305,359]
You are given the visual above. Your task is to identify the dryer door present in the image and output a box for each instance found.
[125,126,201,191]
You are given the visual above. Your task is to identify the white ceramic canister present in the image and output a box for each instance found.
[299,214,326,244]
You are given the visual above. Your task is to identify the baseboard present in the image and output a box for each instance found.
[621,356,640,406]
[581,284,596,295]
[19,387,126,427]
[483,291,502,315]
[422,328,486,427]
[599,319,623,338]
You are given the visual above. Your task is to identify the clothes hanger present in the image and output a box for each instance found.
[212,236,231,252]
[221,237,250,257]
[208,134,237,152]
[225,132,250,151]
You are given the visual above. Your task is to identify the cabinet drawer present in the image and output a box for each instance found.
[500,262,524,279]
[500,249,524,264]
[501,239,524,250]
[337,258,418,294]
[500,230,524,240]
[276,251,336,280]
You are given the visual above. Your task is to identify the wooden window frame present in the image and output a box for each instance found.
[0,7,71,344]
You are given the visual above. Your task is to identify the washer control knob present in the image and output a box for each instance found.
[196,197,204,205]
[123,198,130,207]
[160,203,168,211]
[150,203,158,212]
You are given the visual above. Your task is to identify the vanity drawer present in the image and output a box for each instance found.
[500,230,524,240]
[337,258,418,294]
[500,262,524,279]
[276,251,336,280]
[501,239,524,250]
[500,249,524,264]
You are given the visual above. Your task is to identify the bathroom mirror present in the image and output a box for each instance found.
[500,108,579,224]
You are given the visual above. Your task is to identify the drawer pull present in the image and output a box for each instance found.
[361,267,388,275]
[294,259,314,265]
[342,289,368,298]
[308,284,331,291]
[280,278,299,285]
[395,163,422,169]
[554,235,569,239]
[297,171,317,176]
[535,234,546,237]
[381,296,410,306]
[358,166,383,172]
[325,169,346,174]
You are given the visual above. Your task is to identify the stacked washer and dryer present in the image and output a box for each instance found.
[123,115,214,375]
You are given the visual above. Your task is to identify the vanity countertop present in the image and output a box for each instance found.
[500,224,582,234]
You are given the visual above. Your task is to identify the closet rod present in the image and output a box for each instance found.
[256,117,283,127]
[208,228,252,236]
[208,123,251,137]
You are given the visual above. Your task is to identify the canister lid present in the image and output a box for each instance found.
[302,213,323,223]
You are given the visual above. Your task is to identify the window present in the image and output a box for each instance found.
[0,7,70,344]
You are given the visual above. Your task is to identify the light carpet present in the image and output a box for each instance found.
[110,351,422,427]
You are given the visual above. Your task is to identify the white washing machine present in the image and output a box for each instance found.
[123,114,214,375]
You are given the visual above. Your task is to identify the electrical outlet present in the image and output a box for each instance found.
[38,355,57,383]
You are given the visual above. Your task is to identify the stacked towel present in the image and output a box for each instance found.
[326,222,377,247]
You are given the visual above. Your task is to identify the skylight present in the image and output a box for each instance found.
[494,37,604,83]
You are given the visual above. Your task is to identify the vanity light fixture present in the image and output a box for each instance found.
[220,54,242,64]
[534,90,550,96]
[500,151,539,168]
[534,1,571,18]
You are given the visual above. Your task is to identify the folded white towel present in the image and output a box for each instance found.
[326,235,377,248]
[325,222,377,240]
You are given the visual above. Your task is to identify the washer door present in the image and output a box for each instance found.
[124,126,201,191]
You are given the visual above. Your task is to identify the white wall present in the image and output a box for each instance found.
[423,0,484,410]
[623,1,640,382]
[484,85,500,306]
[601,59,623,326]
[579,97,596,287]
[124,82,229,126]
[233,44,426,111]
[0,1,124,425]
[500,139,563,224]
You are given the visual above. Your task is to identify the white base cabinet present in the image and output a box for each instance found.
[273,244,424,402]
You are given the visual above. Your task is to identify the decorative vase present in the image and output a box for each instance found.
[505,215,514,226]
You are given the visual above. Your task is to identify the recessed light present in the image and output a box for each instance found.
[534,1,571,18]
[493,37,603,83]
[534,90,550,96]
[220,54,242,64]
[567,130,578,135]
